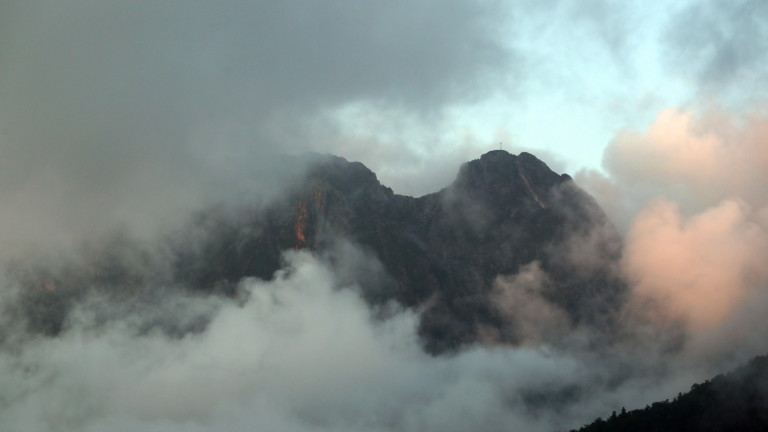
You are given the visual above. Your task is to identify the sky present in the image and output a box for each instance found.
[0,0,765,245]
[0,1,765,191]
[1,1,768,431]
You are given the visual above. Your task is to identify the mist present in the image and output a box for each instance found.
[0,250,717,432]
[578,106,768,366]
[1,1,767,431]
[0,0,511,255]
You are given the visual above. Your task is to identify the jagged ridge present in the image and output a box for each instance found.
[180,150,626,352]
[13,151,626,354]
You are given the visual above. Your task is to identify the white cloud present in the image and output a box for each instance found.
[0,250,718,432]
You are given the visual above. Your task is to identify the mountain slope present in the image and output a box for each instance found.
[12,151,625,353]
[178,150,626,352]
[570,355,768,432]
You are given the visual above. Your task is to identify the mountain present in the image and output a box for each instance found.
[12,151,626,353]
[176,150,626,352]
[569,355,768,432]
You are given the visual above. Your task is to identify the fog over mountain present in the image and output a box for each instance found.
[1,1,767,431]
[1,149,766,432]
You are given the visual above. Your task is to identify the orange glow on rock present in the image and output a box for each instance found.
[295,200,307,249]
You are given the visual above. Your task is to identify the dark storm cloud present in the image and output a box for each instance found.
[0,0,512,252]
[0,1,510,122]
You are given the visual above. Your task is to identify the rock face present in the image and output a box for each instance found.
[179,150,626,352]
[11,150,625,353]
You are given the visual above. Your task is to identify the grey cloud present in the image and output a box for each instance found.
[490,262,571,344]
[0,0,513,254]
[4,3,765,430]
[0,0,512,138]
[0,250,724,432]
[567,0,634,61]
[664,0,768,94]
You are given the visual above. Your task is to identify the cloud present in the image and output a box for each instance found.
[623,198,768,332]
[490,262,570,344]
[664,0,768,97]
[578,107,768,226]
[0,0,513,253]
[2,3,768,429]
[604,108,768,209]
[579,106,768,361]
[0,250,718,432]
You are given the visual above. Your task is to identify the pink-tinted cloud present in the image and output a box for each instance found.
[623,199,768,332]
[604,108,768,209]
[584,107,768,345]
[490,262,570,344]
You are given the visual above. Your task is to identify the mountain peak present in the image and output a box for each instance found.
[16,150,624,354]
[451,151,566,210]
[479,148,513,159]
[477,149,542,164]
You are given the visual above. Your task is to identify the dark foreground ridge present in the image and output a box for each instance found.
[570,355,768,432]
[13,150,625,353]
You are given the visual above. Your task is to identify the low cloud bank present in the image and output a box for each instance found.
[0,250,713,432]
[1,105,765,431]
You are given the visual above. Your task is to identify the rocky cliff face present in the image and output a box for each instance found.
[178,150,626,352]
[12,151,625,353]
